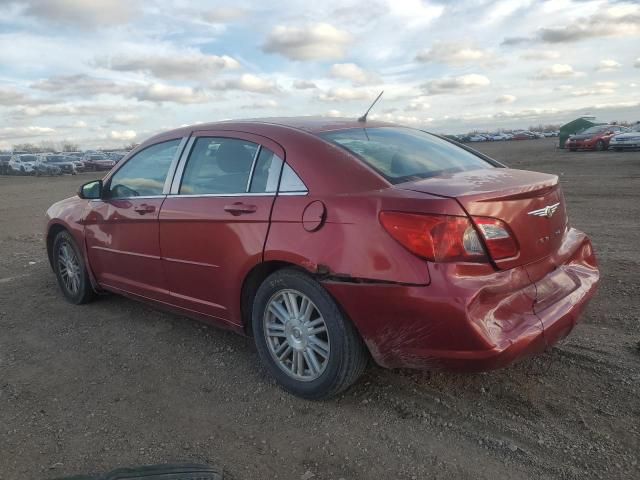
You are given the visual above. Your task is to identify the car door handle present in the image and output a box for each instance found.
[224,203,257,215]
[134,204,156,215]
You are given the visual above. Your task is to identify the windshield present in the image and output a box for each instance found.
[19,155,37,162]
[90,155,106,160]
[581,126,607,135]
[46,156,65,162]
[320,127,492,183]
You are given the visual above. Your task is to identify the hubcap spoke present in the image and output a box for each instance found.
[263,289,331,382]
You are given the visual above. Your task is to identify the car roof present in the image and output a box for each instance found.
[147,116,397,142]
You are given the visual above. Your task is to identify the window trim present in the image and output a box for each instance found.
[170,135,308,197]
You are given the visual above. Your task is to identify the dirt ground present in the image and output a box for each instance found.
[0,138,638,480]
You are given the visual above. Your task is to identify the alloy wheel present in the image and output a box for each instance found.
[263,289,330,382]
[57,241,81,295]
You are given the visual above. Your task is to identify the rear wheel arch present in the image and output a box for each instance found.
[241,260,302,334]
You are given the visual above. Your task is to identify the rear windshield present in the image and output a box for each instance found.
[320,127,492,183]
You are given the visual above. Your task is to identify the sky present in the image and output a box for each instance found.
[0,0,639,149]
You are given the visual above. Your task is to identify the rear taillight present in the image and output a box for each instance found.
[379,212,487,262]
[472,217,519,260]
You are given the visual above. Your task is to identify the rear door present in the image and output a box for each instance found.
[84,138,184,301]
[158,130,285,325]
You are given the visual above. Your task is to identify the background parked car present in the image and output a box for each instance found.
[82,153,116,171]
[609,124,640,151]
[8,154,37,175]
[0,154,11,175]
[39,154,77,175]
[566,125,629,151]
[512,131,536,140]
[34,157,62,176]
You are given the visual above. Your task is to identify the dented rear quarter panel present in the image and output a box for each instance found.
[264,188,467,285]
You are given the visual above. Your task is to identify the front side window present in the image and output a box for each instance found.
[180,137,259,195]
[320,127,492,184]
[108,139,180,198]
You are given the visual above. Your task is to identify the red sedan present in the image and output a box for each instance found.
[565,124,629,151]
[45,118,599,399]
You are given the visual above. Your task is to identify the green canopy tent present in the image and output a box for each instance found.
[559,117,601,148]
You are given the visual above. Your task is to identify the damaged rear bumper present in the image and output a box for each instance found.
[323,228,599,371]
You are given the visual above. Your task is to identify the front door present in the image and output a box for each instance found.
[159,131,285,325]
[84,138,183,301]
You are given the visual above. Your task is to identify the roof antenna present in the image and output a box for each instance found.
[358,90,384,123]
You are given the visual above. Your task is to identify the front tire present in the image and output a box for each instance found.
[596,140,607,151]
[252,269,368,400]
[52,231,95,304]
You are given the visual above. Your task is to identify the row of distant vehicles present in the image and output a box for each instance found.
[0,151,127,176]
[450,130,560,143]
[565,124,640,152]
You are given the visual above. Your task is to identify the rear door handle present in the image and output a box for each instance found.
[224,202,257,216]
[134,204,156,215]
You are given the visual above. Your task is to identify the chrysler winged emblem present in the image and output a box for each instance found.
[528,202,560,219]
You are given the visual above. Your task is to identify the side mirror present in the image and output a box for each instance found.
[78,180,103,199]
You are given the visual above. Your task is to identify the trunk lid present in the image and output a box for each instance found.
[398,168,568,269]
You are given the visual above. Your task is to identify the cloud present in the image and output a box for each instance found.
[635,58,640,68]
[201,7,247,23]
[109,130,137,141]
[404,96,431,112]
[240,99,278,109]
[533,64,580,80]
[101,53,240,80]
[31,74,132,96]
[519,50,560,61]
[318,87,372,102]
[262,23,350,60]
[501,36,530,46]
[422,74,490,94]
[214,74,280,93]
[293,79,317,90]
[22,0,139,27]
[10,102,124,117]
[596,59,622,72]
[134,84,210,104]
[495,94,517,104]
[109,114,139,125]
[0,86,33,106]
[504,5,640,45]
[416,42,492,65]
[570,82,618,97]
[329,63,379,85]
[0,126,56,140]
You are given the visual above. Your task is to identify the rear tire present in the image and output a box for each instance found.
[252,268,368,400]
[596,140,607,151]
[52,230,95,304]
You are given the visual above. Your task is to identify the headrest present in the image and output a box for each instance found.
[217,142,255,173]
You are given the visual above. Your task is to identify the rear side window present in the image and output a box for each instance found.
[180,138,258,195]
[320,127,492,184]
[249,149,307,193]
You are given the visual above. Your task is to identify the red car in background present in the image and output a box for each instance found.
[45,118,599,399]
[566,124,629,151]
[82,153,116,171]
